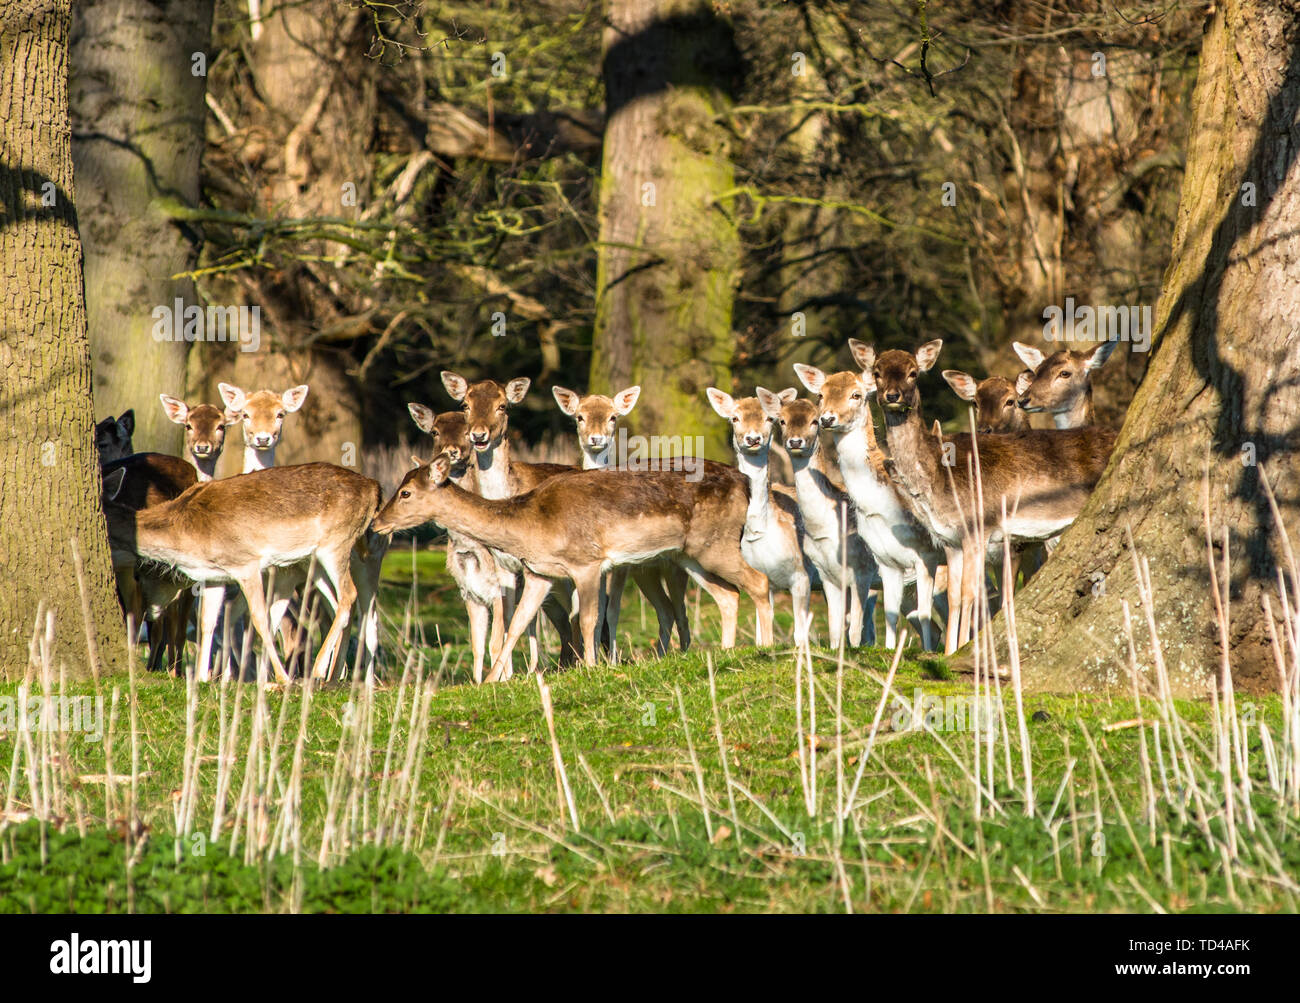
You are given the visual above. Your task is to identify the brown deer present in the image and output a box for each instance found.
[851,339,1117,654]
[552,385,691,655]
[101,452,197,675]
[761,389,877,648]
[373,454,771,682]
[94,411,134,464]
[793,362,943,650]
[707,387,815,646]
[940,372,1031,435]
[159,394,236,481]
[102,463,382,684]
[217,383,310,471]
[407,406,509,683]
[1012,341,1117,428]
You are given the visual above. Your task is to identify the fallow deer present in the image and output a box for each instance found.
[940,372,1031,435]
[101,452,197,674]
[760,388,877,648]
[159,394,236,481]
[793,362,943,650]
[552,385,691,655]
[94,411,134,464]
[707,387,817,646]
[372,454,771,682]
[407,406,509,684]
[218,383,310,470]
[1012,341,1117,428]
[852,339,1117,654]
[103,463,382,684]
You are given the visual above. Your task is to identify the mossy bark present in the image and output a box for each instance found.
[70,0,214,452]
[0,0,125,679]
[998,0,1300,696]
[590,0,741,462]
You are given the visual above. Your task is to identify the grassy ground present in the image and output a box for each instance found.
[0,541,1296,913]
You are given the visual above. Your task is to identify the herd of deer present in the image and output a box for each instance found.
[93,337,1119,687]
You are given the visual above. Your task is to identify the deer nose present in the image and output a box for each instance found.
[253,433,273,448]
[193,444,211,455]
[587,434,607,447]
[786,437,805,451]
[884,390,900,404]
[469,429,490,447]
[1017,396,1031,409]
[819,413,836,428]
[742,433,763,448]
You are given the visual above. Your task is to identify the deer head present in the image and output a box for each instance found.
[1012,341,1115,425]
[940,371,1030,434]
[94,410,135,464]
[160,395,236,468]
[441,371,530,452]
[218,382,309,453]
[553,385,640,465]
[793,363,873,434]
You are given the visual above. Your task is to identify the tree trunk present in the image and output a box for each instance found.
[0,0,125,679]
[69,0,214,454]
[590,0,742,462]
[1004,0,1300,696]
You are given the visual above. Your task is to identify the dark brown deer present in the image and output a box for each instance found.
[940,372,1031,435]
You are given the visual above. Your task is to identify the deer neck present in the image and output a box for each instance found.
[189,453,219,482]
[472,435,514,499]
[1055,388,1094,429]
[427,482,531,556]
[830,417,902,519]
[788,444,842,542]
[581,443,611,470]
[881,404,949,512]
[243,443,276,472]
[735,444,777,540]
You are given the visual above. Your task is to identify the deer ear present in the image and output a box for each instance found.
[281,385,309,412]
[441,371,468,401]
[931,419,944,438]
[102,466,126,501]
[848,339,875,371]
[218,382,246,411]
[409,454,423,469]
[941,370,977,402]
[159,394,189,424]
[612,385,641,416]
[705,387,736,419]
[793,363,825,394]
[408,402,435,433]
[860,368,878,395]
[914,340,943,372]
[429,453,452,483]
[117,409,134,436]
[552,386,580,416]
[1015,370,1033,397]
[1012,342,1045,371]
[1085,340,1118,371]
[755,387,782,419]
[778,387,798,405]
[505,377,531,404]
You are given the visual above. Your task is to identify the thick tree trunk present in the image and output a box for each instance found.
[1005,0,1300,696]
[590,0,741,462]
[69,0,214,454]
[0,0,125,679]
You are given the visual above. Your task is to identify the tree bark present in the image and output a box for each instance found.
[590,0,742,461]
[1003,0,1300,696]
[0,0,125,679]
[69,0,214,454]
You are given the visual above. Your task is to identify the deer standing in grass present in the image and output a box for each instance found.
[1012,341,1117,428]
[707,387,818,646]
[191,383,309,680]
[103,463,381,683]
[407,407,509,684]
[373,454,771,682]
[102,453,197,674]
[552,385,692,656]
[853,339,1116,654]
[760,388,877,648]
[794,362,943,650]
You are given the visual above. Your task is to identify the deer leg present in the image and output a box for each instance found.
[486,572,554,683]
[958,540,980,650]
[630,565,674,655]
[665,563,691,651]
[603,566,631,661]
[942,547,963,655]
[467,598,490,685]
[574,569,605,666]
[236,571,291,684]
[792,572,814,647]
[824,579,846,650]
[310,554,356,682]
[196,583,229,683]
[879,564,904,649]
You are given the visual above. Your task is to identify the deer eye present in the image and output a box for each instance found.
[1057,371,1070,380]
[276,411,285,420]
[399,490,411,499]
[908,370,918,380]
[498,404,507,412]
[184,423,192,430]
[851,392,862,400]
